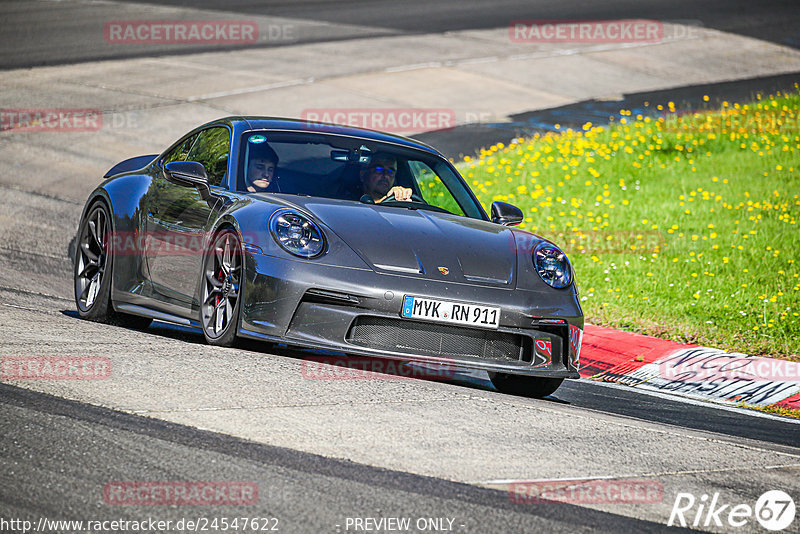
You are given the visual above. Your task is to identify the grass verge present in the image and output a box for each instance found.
[744,403,800,419]
[458,87,800,360]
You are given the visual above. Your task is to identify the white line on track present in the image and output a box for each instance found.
[186,77,316,102]
[478,463,800,486]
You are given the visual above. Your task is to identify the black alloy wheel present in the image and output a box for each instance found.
[74,202,151,329]
[201,229,243,346]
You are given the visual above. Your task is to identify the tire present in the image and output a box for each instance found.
[74,201,152,330]
[74,202,114,322]
[489,373,564,398]
[200,228,243,347]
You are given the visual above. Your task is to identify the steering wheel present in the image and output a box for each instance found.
[381,192,425,203]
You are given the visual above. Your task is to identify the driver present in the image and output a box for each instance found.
[360,153,413,203]
[245,143,280,193]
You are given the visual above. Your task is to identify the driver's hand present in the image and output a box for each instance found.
[380,186,413,202]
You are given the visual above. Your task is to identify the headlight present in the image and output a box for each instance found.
[269,209,325,258]
[533,242,572,289]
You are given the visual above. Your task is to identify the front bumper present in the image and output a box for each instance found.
[240,252,582,378]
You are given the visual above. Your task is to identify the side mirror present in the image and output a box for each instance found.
[491,201,523,226]
[165,161,212,200]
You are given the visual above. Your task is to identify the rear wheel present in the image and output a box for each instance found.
[201,229,242,347]
[489,373,564,398]
[74,201,152,329]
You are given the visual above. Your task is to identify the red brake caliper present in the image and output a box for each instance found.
[215,268,224,306]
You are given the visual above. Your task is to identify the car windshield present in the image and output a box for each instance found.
[237,131,486,220]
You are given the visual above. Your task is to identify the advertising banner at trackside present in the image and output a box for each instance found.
[622,348,800,406]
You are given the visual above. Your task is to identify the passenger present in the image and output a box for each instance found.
[245,143,280,193]
[359,153,413,203]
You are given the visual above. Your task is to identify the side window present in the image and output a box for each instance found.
[409,160,466,216]
[162,135,196,165]
[186,127,231,187]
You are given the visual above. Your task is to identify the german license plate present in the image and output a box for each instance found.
[401,296,500,329]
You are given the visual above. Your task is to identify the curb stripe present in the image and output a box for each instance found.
[580,324,800,412]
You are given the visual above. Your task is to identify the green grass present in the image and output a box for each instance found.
[457,88,800,360]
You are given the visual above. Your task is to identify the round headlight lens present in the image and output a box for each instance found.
[269,210,325,258]
[533,242,572,289]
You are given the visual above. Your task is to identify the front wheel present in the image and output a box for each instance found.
[489,373,564,398]
[200,229,243,347]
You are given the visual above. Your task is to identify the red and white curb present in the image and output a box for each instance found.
[580,324,800,411]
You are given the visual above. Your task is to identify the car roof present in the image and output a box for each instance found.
[210,116,442,157]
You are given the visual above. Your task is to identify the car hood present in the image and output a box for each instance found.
[283,198,520,287]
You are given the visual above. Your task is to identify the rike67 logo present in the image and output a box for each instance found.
[669,490,795,531]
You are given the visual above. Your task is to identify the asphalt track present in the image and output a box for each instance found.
[2,1,800,533]
[3,0,800,69]
[2,383,701,534]
[0,184,798,532]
